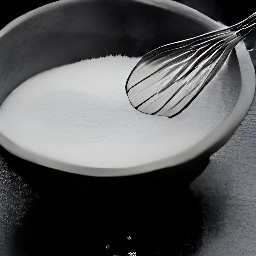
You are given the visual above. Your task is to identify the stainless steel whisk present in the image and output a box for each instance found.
[126,12,256,118]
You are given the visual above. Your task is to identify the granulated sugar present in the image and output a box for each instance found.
[0,56,224,170]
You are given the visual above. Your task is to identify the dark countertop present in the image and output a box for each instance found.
[191,95,256,255]
[0,1,256,256]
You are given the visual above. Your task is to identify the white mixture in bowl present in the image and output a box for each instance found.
[0,55,238,171]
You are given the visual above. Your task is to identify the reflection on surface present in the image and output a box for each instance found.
[0,146,204,256]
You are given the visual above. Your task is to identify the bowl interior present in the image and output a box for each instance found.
[0,0,223,104]
[0,0,254,177]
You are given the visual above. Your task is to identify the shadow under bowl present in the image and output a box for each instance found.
[0,0,254,186]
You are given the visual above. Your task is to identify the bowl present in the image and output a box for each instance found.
[0,0,254,186]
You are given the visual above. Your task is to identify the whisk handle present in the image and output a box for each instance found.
[230,12,256,32]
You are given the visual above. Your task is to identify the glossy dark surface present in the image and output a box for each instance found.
[0,1,256,256]
[0,149,206,255]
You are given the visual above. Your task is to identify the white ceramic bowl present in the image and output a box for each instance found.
[0,0,254,181]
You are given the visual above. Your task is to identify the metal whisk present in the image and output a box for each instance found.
[126,12,256,118]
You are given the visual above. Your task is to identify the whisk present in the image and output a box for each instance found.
[126,12,256,118]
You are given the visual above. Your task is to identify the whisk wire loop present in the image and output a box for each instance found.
[126,12,256,117]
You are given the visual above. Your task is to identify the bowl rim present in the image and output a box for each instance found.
[0,0,255,177]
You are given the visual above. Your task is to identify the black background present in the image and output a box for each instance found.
[1,0,256,28]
